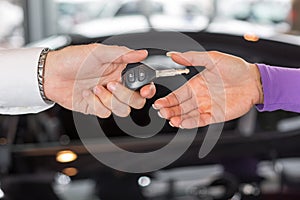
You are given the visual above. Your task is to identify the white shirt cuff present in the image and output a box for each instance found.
[0,48,54,115]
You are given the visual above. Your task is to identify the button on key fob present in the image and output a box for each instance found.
[122,63,190,90]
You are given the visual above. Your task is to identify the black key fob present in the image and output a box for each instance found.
[122,63,156,90]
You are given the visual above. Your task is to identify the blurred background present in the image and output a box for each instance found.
[2,0,299,48]
[1,0,300,200]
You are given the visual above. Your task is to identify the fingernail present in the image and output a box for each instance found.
[169,121,175,127]
[152,104,159,110]
[107,82,118,91]
[179,125,185,129]
[137,49,148,54]
[166,51,179,57]
[157,111,163,118]
[150,82,155,89]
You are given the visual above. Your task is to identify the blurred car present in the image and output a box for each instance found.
[71,0,211,37]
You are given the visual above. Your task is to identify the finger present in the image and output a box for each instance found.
[158,97,199,119]
[93,85,131,117]
[94,44,148,64]
[106,82,146,110]
[181,113,212,129]
[82,90,112,118]
[118,49,148,64]
[153,83,193,109]
[140,82,156,99]
[169,110,212,129]
[167,51,216,70]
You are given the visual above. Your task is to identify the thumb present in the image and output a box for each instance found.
[166,51,215,70]
[92,44,148,64]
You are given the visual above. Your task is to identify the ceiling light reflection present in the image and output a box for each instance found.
[62,167,78,177]
[138,176,151,187]
[56,150,77,163]
[55,173,71,185]
[244,33,259,42]
[0,188,4,199]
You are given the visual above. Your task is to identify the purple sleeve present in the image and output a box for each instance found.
[256,64,300,113]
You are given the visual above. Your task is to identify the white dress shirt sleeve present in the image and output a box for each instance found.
[0,48,55,115]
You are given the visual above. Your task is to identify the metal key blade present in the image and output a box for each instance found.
[156,68,190,78]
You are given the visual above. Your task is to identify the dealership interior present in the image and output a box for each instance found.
[1,0,300,200]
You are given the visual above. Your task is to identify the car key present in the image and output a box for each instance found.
[122,63,190,90]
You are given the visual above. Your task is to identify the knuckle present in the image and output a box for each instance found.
[119,46,130,53]
[208,51,220,58]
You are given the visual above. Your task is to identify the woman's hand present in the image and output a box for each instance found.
[154,51,263,129]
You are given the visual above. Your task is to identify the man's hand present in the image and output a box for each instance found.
[154,51,263,129]
[44,43,156,118]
